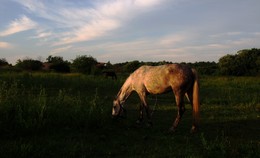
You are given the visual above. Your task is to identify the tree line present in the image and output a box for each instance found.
[0,48,259,76]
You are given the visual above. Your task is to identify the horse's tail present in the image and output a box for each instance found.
[192,69,200,129]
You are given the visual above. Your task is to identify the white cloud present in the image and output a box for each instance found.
[210,32,243,38]
[134,0,161,7]
[53,18,120,46]
[3,0,259,63]
[6,55,28,65]
[0,15,37,36]
[84,30,260,63]
[12,0,165,46]
[53,0,162,45]
[158,34,188,47]
[50,45,73,55]
[32,31,52,39]
[0,42,13,49]
[98,1,127,17]
[16,0,45,12]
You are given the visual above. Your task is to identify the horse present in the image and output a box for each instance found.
[103,71,117,80]
[112,64,200,133]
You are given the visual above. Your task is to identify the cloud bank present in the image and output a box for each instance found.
[10,0,163,46]
[0,42,12,49]
[0,15,37,37]
[1,0,260,64]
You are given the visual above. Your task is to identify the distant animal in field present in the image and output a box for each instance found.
[112,64,200,133]
[103,71,117,80]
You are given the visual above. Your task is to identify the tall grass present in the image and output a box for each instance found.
[0,73,259,157]
[0,73,118,135]
[200,76,260,106]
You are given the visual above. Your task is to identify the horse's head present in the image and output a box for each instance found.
[112,99,126,118]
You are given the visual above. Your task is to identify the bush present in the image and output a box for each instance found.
[72,55,98,74]
[0,58,9,67]
[46,56,70,73]
[15,59,43,71]
[218,48,260,76]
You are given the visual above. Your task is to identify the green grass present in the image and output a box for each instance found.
[0,73,259,157]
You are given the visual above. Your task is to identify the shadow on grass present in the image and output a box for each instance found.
[0,107,259,158]
[200,119,259,139]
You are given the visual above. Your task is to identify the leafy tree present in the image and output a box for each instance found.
[189,62,218,75]
[15,59,43,71]
[46,56,64,63]
[72,55,98,74]
[0,58,9,67]
[236,48,260,75]
[105,61,113,70]
[46,55,70,73]
[123,60,141,72]
[218,48,260,76]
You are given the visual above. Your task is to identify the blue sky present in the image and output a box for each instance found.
[0,0,260,64]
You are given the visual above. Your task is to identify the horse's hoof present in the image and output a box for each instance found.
[146,122,153,128]
[168,127,176,133]
[135,119,143,124]
[190,126,198,133]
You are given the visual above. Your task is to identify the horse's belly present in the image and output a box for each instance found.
[145,82,171,94]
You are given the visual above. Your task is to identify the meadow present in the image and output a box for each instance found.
[0,72,259,158]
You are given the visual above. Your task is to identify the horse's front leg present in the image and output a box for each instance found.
[144,104,153,127]
[136,103,144,124]
[169,93,185,132]
[137,92,152,126]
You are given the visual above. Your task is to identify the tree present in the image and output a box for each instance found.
[46,55,70,73]
[123,60,141,72]
[105,61,113,70]
[46,56,64,63]
[0,58,9,67]
[189,62,218,75]
[72,55,98,74]
[15,59,43,71]
[236,48,260,75]
[218,48,260,76]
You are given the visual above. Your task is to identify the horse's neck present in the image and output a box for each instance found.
[117,77,133,103]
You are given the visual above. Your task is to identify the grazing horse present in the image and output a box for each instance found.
[103,71,117,80]
[112,64,200,133]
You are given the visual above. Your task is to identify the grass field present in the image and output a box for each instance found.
[0,73,259,157]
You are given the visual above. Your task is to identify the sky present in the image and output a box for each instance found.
[0,0,260,64]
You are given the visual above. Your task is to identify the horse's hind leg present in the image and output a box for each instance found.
[170,92,185,132]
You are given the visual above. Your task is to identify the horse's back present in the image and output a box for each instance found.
[132,64,193,94]
[165,64,193,79]
[165,64,194,90]
[139,64,193,81]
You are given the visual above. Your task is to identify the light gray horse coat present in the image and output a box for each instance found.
[112,64,200,133]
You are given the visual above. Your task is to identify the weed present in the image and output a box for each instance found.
[201,131,231,157]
